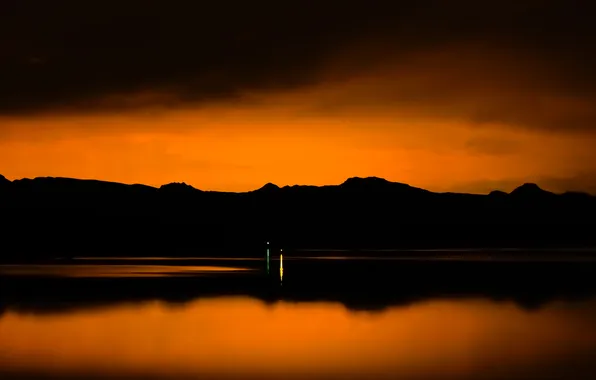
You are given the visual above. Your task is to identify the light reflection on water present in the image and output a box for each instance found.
[0,297,596,379]
[74,257,264,261]
[0,264,253,278]
[1,257,596,379]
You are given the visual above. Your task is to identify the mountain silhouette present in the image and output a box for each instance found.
[488,190,508,198]
[510,183,556,199]
[255,183,280,193]
[0,174,9,188]
[159,182,201,194]
[1,175,595,260]
[340,176,429,194]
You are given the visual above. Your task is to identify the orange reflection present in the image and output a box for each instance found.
[0,265,252,278]
[1,298,596,379]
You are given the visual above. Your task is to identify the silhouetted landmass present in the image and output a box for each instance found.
[1,175,595,260]
[0,175,9,188]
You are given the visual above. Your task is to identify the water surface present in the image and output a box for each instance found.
[0,264,252,278]
[1,256,596,379]
[1,297,596,380]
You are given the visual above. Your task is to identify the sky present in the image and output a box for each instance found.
[1,0,596,193]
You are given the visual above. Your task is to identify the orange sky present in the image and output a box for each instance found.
[1,78,595,194]
[2,9,596,194]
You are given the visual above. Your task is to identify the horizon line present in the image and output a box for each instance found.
[2,173,593,196]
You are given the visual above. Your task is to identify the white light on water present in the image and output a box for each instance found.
[266,248,270,274]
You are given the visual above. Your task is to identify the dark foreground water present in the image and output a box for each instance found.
[1,254,596,380]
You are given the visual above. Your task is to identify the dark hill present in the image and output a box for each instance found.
[340,176,424,193]
[1,175,595,260]
[255,183,280,193]
[510,183,555,198]
[488,190,508,197]
[159,182,200,194]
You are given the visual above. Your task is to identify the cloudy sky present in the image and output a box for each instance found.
[1,0,596,193]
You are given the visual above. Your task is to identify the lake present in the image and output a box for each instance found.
[1,255,596,379]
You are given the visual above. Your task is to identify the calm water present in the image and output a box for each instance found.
[0,264,254,277]
[1,256,596,379]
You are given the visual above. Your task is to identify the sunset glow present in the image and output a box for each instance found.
[1,298,595,379]
[1,101,595,193]
[1,1,595,193]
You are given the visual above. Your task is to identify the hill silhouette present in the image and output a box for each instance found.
[510,183,556,199]
[0,175,10,188]
[1,175,595,260]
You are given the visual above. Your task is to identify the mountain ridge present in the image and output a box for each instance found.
[0,174,591,197]
[2,173,595,259]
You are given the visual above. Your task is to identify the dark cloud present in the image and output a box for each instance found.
[0,0,409,113]
[1,0,596,132]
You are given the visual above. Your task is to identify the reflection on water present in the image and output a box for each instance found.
[0,265,253,278]
[2,256,596,379]
[266,248,270,274]
[74,257,264,261]
[1,297,596,379]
